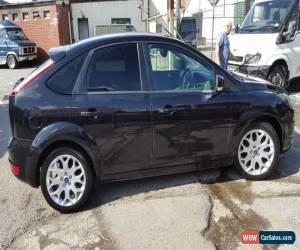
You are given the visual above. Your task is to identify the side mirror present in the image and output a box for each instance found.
[234,24,240,33]
[216,75,224,92]
[280,20,297,43]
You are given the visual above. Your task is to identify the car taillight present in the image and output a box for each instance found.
[11,164,21,175]
[10,59,54,96]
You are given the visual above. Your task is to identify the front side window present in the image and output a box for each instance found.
[87,43,141,92]
[147,43,214,91]
[47,52,88,94]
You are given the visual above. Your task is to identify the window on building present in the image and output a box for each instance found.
[33,11,40,19]
[87,43,141,92]
[44,10,50,19]
[22,12,29,20]
[111,18,131,24]
[234,2,245,25]
[12,13,19,21]
[2,14,8,20]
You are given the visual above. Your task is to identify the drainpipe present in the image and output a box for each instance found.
[175,0,180,37]
[167,0,175,36]
[67,8,72,44]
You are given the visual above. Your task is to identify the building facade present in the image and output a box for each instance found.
[143,0,254,46]
[71,0,143,42]
[0,0,71,61]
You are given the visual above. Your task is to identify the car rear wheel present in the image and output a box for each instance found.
[234,122,280,180]
[7,55,18,69]
[40,147,93,213]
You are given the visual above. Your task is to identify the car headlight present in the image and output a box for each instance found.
[280,93,294,110]
[244,53,262,64]
[18,47,23,55]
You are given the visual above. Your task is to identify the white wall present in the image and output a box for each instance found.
[71,0,143,42]
[183,0,244,44]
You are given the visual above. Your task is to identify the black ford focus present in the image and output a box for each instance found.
[8,33,294,212]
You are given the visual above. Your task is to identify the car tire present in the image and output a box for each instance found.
[40,147,93,213]
[234,122,280,181]
[7,55,18,69]
[268,64,288,89]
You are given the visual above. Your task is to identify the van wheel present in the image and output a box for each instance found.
[7,55,18,69]
[40,147,93,213]
[268,64,288,89]
[234,122,280,181]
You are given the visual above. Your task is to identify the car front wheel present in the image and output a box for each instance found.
[40,147,93,213]
[267,64,288,89]
[7,55,18,69]
[234,122,280,180]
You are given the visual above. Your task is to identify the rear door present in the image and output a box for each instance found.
[73,42,152,176]
[144,42,232,169]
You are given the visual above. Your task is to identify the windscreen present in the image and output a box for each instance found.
[7,28,28,40]
[239,0,296,33]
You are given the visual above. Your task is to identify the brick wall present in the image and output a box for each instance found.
[0,2,71,62]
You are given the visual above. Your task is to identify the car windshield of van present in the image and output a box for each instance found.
[7,28,28,40]
[239,0,295,33]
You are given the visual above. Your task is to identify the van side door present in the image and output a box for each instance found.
[0,29,8,64]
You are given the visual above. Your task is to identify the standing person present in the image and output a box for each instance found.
[216,20,234,70]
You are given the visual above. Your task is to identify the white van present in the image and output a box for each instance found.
[229,0,300,88]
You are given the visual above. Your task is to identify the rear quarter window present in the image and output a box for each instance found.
[47,52,88,94]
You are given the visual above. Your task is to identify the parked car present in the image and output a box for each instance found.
[0,20,37,69]
[229,0,300,88]
[8,33,294,213]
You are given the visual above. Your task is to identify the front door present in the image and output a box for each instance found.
[144,42,232,168]
[75,43,152,176]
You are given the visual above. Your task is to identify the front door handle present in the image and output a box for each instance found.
[81,108,98,119]
[158,105,176,117]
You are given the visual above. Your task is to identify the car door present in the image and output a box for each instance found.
[144,42,233,169]
[73,42,152,176]
[0,29,7,64]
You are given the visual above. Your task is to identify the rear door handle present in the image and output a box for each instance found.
[81,108,98,119]
[158,105,175,117]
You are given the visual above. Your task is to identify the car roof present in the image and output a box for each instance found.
[67,32,186,56]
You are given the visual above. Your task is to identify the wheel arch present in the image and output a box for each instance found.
[27,122,100,187]
[268,59,289,80]
[236,114,283,153]
[6,52,18,61]
[251,115,283,150]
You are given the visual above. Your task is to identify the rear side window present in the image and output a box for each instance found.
[87,43,141,92]
[47,52,87,94]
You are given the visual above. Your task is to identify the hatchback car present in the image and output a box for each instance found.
[8,33,294,212]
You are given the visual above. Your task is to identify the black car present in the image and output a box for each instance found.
[8,33,294,212]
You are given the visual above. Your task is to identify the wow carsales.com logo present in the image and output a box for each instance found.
[241,230,296,245]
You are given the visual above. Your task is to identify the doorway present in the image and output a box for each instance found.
[78,18,89,40]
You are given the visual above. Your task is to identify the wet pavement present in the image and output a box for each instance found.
[0,66,299,250]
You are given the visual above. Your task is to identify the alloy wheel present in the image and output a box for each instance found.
[238,129,275,176]
[46,154,86,207]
